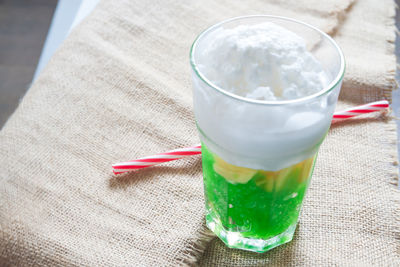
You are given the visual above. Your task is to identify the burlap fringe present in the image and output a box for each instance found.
[383,0,399,101]
[383,117,399,184]
[180,224,215,266]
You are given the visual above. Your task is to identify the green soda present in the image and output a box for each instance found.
[201,143,316,252]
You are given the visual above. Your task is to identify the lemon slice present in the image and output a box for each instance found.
[213,155,257,184]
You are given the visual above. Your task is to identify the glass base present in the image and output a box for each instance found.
[206,213,297,253]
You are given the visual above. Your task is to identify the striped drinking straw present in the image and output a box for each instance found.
[113,100,389,174]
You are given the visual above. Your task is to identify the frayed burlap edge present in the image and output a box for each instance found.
[180,224,215,266]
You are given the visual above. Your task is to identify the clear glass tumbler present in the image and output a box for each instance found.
[190,16,345,252]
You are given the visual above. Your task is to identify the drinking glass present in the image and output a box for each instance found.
[190,15,345,252]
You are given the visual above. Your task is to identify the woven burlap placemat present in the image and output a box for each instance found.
[0,0,398,266]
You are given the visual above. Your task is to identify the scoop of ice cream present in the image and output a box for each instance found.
[197,22,328,100]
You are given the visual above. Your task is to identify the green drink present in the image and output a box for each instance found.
[201,143,316,252]
[190,16,344,252]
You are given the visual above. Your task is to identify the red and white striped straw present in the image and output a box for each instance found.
[112,144,202,174]
[331,100,389,123]
[113,100,389,174]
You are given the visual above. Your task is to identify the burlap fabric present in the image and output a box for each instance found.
[0,0,398,266]
[336,0,398,103]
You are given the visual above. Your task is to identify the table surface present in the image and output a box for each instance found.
[0,0,56,127]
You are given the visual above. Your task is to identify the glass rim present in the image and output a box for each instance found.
[189,15,346,106]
